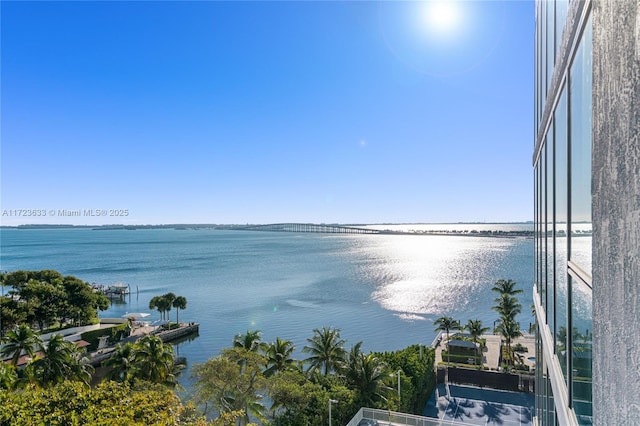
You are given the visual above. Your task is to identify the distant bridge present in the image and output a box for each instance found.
[231,223,381,234]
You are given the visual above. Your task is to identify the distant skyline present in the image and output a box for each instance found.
[1,1,534,226]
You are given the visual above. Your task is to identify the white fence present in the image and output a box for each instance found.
[345,407,456,426]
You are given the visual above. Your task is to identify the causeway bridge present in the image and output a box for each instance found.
[230,223,381,234]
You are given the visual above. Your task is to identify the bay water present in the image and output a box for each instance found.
[0,225,534,390]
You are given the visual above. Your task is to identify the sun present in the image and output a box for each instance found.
[422,0,461,35]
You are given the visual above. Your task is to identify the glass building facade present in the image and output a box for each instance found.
[533,0,593,424]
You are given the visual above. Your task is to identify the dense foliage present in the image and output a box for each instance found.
[0,270,110,333]
[375,344,437,413]
[0,381,207,426]
[104,335,183,388]
[1,270,439,425]
[191,328,436,425]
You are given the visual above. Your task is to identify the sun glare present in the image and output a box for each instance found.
[422,0,461,35]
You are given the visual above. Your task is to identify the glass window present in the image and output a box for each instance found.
[535,163,539,292]
[541,145,547,309]
[555,86,568,380]
[555,0,569,58]
[541,0,547,108]
[547,367,555,426]
[546,130,555,334]
[569,15,592,424]
[569,16,593,277]
[571,275,592,424]
[546,0,555,91]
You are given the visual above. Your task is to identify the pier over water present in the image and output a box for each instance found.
[231,223,381,234]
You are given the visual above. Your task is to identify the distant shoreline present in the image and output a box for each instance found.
[2,221,536,230]
[0,223,541,238]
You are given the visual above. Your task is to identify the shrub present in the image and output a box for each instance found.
[513,343,528,353]
[81,323,129,350]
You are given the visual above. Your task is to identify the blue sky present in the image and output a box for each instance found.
[1,1,534,225]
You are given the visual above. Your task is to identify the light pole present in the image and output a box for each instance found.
[328,399,338,426]
[397,369,401,403]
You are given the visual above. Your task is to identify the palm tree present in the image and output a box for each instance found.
[173,295,187,324]
[233,330,264,352]
[263,337,295,377]
[1,324,42,366]
[302,326,346,375]
[496,319,522,366]
[434,316,461,366]
[345,352,391,407]
[343,341,364,375]
[30,334,86,387]
[491,279,523,297]
[492,294,522,322]
[149,296,162,319]
[465,319,490,362]
[529,304,537,334]
[103,342,135,382]
[68,347,94,385]
[132,335,177,387]
[162,292,176,322]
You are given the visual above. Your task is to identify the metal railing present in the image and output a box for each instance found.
[345,407,466,426]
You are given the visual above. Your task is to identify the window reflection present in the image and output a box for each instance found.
[546,130,555,335]
[555,87,568,379]
[569,15,593,278]
[555,0,569,57]
[571,276,592,424]
[541,146,547,309]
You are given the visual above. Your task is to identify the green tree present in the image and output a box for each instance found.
[149,295,172,321]
[162,292,177,321]
[173,295,188,324]
[149,295,162,319]
[29,334,93,387]
[0,380,208,425]
[2,270,110,330]
[302,326,347,376]
[433,316,461,365]
[492,293,522,322]
[268,370,357,426]
[496,319,523,366]
[0,324,42,366]
[491,279,523,297]
[131,335,179,387]
[263,337,296,377]
[0,363,18,390]
[103,342,136,382]
[376,344,437,414]
[344,351,391,408]
[192,347,268,426]
[0,296,28,334]
[62,276,110,325]
[19,279,66,330]
[234,330,264,352]
[465,319,490,361]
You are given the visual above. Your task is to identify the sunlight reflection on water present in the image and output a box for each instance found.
[349,235,530,317]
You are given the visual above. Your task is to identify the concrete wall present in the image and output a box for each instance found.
[592,0,640,424]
